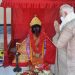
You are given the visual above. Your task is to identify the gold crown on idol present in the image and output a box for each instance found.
[30,15,42,27]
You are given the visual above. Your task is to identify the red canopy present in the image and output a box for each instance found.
[1,0,75,8]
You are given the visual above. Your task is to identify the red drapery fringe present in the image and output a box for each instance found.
[1,0,75,8]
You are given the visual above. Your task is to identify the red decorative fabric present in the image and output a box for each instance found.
[12,63,29,67]
[12,8,59,41]
[43,32,56,64]
[1,0,75,8]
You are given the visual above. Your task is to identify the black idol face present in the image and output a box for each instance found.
[31,24,41,37]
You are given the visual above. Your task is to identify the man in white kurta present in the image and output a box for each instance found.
[54,4,75,75]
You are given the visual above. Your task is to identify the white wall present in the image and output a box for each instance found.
[0,0,11,24]
[0,0,2,4]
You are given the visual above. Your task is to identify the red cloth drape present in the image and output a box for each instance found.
[1,0,75,8]
[12,8,60,41]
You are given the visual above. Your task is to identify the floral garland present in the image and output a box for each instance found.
[30,31,45,54]
[29,31,46,65]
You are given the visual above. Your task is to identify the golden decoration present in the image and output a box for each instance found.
[30,16,41,26]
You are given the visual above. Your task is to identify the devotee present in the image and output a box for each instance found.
[12,16,56,75]
[53,4,75,75]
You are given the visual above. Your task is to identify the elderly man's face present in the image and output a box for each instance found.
[60,10,66,18]
[31,24,41,37]
[60,10,67,22]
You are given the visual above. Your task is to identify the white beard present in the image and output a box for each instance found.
[60,12,75,31]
